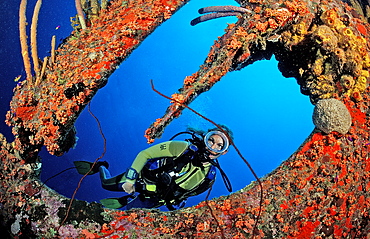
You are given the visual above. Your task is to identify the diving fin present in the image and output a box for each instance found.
[100,195,136,209]
[73,161,99,175]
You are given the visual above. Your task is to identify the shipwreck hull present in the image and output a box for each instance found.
[1,0,370,238]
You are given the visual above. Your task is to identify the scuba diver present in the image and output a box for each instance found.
[74,126,233,210]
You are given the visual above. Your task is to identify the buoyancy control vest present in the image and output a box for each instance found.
[136,143,217,210]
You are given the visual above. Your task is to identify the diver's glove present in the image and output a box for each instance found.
[122,182,135,194]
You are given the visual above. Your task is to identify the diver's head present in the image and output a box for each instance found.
[203,130,230,159]
[186,124,233,161]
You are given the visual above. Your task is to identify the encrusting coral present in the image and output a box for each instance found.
[1,0,370,238]
[6,0,186,158]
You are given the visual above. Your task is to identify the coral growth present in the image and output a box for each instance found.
[6,0,186,158]
[145,0,370,139]
[1,0,370,238]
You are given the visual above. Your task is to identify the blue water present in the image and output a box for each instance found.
[1,0,314,209]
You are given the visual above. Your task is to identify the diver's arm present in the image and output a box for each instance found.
[125,141,189,185]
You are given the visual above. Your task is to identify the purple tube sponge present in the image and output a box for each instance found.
[191,5,252,26]
[198,5,252,14]
[191,12,242,26]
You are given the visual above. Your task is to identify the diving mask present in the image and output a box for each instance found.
[203,131,230,155]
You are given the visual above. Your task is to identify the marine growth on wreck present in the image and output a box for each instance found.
[1,0,370,238]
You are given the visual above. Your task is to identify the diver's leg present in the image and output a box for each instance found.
[99,165,112,179]
[99,166,126,191]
